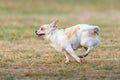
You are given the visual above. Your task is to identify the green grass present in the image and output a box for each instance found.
[0,0,120,80]
[3,75,16,80]
[0,0,120,15]
[0,26,36,40]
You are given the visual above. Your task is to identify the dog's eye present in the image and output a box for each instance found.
[41,28,44,30]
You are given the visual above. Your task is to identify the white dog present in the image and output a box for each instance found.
[35,20,100,63]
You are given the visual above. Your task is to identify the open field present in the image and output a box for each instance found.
[0,0,120,80]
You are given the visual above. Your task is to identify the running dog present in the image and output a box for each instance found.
[35,20,100,63]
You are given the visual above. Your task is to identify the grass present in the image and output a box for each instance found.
[3,75,16,80]
[0,0,120,80]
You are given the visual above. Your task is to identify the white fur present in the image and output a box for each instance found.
[35,20,100,63]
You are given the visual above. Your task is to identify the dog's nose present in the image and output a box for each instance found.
[35,30,37,33]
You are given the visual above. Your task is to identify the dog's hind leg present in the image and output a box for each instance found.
[79,47,93,58]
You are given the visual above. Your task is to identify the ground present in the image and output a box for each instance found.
[0,0,120,80]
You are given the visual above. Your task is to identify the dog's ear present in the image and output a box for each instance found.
[50,20,58,29]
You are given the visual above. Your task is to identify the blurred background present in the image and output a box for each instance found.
[0,0,120,80]
[0,0,120,40]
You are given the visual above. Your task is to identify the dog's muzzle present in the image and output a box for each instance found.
[35,30,45,37]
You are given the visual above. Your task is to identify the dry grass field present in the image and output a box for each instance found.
[0,0,120,80]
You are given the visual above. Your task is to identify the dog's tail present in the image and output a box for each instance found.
[83,26,100,35]
[93,27,100,35]
[89,26,100,35]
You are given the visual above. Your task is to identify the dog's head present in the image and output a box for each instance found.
[35,20,58,38]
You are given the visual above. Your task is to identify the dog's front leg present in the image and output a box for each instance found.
[64,51,71,63]
[65,47,82,63]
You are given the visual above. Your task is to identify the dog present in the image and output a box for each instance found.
[35,20,100,63]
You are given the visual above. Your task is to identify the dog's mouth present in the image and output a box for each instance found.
[36,33,45,37]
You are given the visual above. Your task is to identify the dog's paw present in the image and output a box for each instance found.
[79,54,89,58]
[76,59,82,64]
[78,55,84,58]
[79,60,83,64]
[65,60,70,64]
